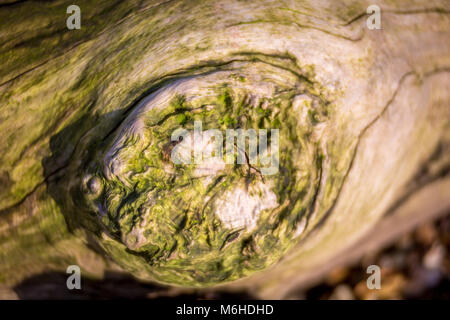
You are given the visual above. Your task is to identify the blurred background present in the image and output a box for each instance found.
[4,213,448,300]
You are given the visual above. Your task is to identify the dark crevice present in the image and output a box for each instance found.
[305,71,414,235]
[300,67,450,241]
[0,0,173,87]
[0,0,28,9]
[383,137,450,218]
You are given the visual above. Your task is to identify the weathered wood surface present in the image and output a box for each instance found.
[0,0,449,298]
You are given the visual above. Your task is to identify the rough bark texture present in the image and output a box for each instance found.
[0,0,449,298]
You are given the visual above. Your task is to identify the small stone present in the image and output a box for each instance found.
[329,284,354,300]
[415,223,437,245]
[423,243,445,270]
[326,267,349,286]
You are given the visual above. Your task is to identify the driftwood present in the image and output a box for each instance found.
[0,0,449,298]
